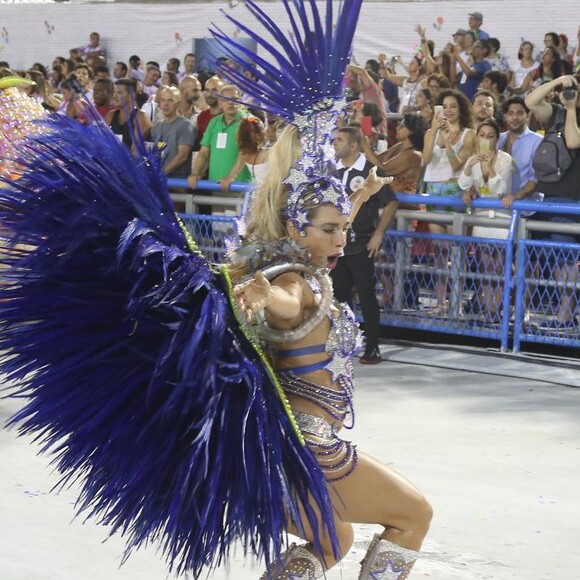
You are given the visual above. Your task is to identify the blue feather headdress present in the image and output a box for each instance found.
[211,0,363,231]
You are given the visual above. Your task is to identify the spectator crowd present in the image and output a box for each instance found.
[2,14,580,334]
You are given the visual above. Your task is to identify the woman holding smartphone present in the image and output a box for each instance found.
[458,118,514,322]
[422,89,475,314]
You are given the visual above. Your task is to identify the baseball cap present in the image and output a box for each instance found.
[469,12,483,21]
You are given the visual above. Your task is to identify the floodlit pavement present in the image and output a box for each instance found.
[1,342,579,580]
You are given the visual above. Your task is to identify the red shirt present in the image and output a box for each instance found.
[196,109,219,146]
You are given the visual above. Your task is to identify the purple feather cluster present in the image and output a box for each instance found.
[0,116,337,575]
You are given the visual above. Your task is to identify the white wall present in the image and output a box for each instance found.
[0,1,578,72]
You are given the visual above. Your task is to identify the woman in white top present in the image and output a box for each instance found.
[422,89,476,314]
[511,41,536,90]
[459,118,514,238]
[383,55,426,111]
[459,118,514,321]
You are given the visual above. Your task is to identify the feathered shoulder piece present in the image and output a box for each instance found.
[0,116,337,576]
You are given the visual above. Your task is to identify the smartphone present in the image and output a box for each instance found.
[478,138,490,154]
[360,115,373,137]
[434,105,443,118]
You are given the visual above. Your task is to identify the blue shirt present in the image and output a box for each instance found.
[473,28,490,41]
[459,60,492,101]
[497,127,543,193]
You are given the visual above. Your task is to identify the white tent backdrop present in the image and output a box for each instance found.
[0,1,577,74]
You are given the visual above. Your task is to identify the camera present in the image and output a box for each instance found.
[562,87,578,100]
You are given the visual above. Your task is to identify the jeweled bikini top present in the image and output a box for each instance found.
[231,240,363,382]
[272,299,362,382]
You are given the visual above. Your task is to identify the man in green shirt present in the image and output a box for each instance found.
[187,84,251,213]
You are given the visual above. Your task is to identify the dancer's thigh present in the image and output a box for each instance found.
[328,450,428,531]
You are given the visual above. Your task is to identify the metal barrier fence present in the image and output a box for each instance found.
[169,180,580,354]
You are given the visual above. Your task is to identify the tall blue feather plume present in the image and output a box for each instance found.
[210,0,363,120]
[0,115,337,576]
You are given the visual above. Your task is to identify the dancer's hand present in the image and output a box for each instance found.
[233,271,271,321]
[358,167,394,202]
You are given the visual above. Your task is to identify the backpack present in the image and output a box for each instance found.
[532,106,576,182]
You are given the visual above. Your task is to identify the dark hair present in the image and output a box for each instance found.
[541,46,563,78]
[413,55,425,70]
[146,61,161,69]
[488,38,500,53]
[476,118,500,139]
[115,61,128,76]
[483,70,508,94]
[367,69,380,84]
[427,73,451,91]
[63,78,82,94]
[31,62,48,78]
[465,31,476,42]
[162,70,179,87]
[439,89,473,128]
[75,62,95,80]
[362,102,385,128]
[337,126,363,148]
[502,95,529,115]
[237,117,266,155]
[94,77,114,92]
[402,114,428,151]
[476,40,491,57]
[418,87,433,105]
[436,52,453,82]
[365,59,380,74]
[517,41,534,61]
[115,78,137,94]
[26,69,45,95]
[544,32,560,46]
[474,88,496,104]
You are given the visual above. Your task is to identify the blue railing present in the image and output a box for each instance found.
[170,181,580,355]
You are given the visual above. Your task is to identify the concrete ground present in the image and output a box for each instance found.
[1,342,579,580]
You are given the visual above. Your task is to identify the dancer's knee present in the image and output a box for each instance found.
[321,521,353,567]
[411,495,433,538]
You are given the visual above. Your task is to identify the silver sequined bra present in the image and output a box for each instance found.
[273,300,364,382]
[276,287,363,482]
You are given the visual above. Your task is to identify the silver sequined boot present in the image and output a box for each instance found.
[358,534,418,579]
[259,544,325,580]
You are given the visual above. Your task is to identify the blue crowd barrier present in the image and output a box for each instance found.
[170,180,579,355]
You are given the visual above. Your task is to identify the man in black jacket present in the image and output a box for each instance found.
[331,126,398,363]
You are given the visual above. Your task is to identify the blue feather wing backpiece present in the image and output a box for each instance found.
[0,117,335,576]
